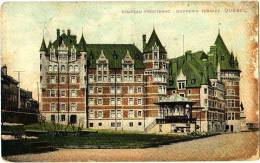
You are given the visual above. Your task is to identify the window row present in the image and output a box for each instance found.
[226,112,240,120]
[50,103,77,111]
[89,109,143,119]
[49,89,78,97]
[49,76,77,84]
[89,86,142,94]
[207,112,225,121]
[89,74,143,83]
[48,65,79,72]
[89,121,142,128]
[96,64,134,70]
[88,98,143,106]
[50,53,76,61]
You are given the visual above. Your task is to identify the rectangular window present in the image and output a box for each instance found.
[137,110,142,117]
[117,98,122,105]
[50,76,56,84]
[129,122,134,127]
[70,90,77,97]
[128,86,134,94]
[227,100,235,108]
[116,75,121,82]
[51,114,55,122]
[98,122,102,126]
[61,90,66,97]
[137,87,142,93]
[137,98,142,105]
[110,86,115,94]
[50,103,56,111]
[61,76,66,83]
[89,75,94,83]
[60,103,66,111]
[204,99,208,106]
[61,115,65,121]
[204,88,208,94]
[154,62,159,69]
[188,89,191,94]
[89,110,94,118]
[138,122,142,126]
[117,110,122,118]
[128,110,134,118]
[129,98,134,105]
[89,98,94,105]
[111,122,116,127]
[70,103,77,112]
[71,76,77,83]
[116,86,121,94]
[97,76,102,82]
[97,87,102,94]
[178,81,185,90]
[110,98,115,105]
[89,87,94,94]
[227,89,235,96]
[110,75,115,82]
[129,76,133,82]
[97,111,103,118]
[50,90,56,97]
[110,110,115,118]
[124,75,128,82]
[103,76,107,82]
[97,98,103,105]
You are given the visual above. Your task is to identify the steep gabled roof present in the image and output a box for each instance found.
[144,29,167,54]
[86,44,145,69]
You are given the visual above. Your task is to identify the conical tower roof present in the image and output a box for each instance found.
[144,29,166,53]
[78,34,87,52]
[40,38,47,51]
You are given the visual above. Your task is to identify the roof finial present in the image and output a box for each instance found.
[153,23,155,31]
[81,26,84,36]
[218,22,221,34]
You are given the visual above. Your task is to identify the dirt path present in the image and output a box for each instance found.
[3,132,259,161]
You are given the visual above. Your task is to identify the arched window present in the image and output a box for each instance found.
[74,65,79,72]
[69,65,73,72]
[51,53,55,60]
[61,65,65,72]
[48,65,52,72]
[53,65,58,72]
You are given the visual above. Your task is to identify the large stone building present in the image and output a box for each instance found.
[40,29,241,132]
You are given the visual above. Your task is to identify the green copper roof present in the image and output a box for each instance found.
[168,33,240,89]
[78,35,87,52]
[144,29,166,54]
[214,33,239,71]
[168,51,214,88]
[40,38,47,51]
[86,44,145,69]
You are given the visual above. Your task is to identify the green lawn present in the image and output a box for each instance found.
[2,123,218,155]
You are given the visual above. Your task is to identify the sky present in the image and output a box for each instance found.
[1,1,258,122]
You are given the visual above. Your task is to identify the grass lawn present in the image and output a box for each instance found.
[2,123,218,155]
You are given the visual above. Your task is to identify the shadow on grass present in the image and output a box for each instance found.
[2,139,57,156]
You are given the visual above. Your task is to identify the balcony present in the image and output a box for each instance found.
[156,116,196,124]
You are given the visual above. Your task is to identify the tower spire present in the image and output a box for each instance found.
[218,23,221,34]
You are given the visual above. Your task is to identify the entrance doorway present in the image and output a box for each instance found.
[70,115,77,124]
[231,125,233,132]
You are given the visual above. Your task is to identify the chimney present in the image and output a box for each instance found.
[67,29,71,36]
[142,34,146,52]
[57,29,60,39]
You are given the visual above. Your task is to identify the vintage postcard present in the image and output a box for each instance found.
[1,1,259,161]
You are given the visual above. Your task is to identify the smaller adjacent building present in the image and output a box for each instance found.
[146,94,196,134]
[1,65,39,124]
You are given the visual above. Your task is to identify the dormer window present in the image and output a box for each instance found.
[154,51,158,59]
[61,65,65,72]
[74,65,79,72]
[53,65,58,72]
[69,65,73,72]
[51,53,55,61]
[48,65,53,72]
[178,81,186,90]
[71,53,76,61]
